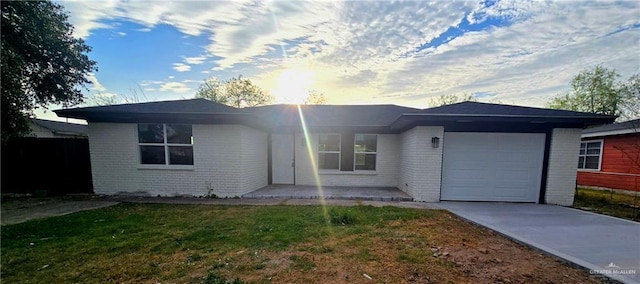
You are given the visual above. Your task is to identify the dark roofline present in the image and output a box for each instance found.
[582,118,640,137]
[54,99,616,132]
[399,113,614,119]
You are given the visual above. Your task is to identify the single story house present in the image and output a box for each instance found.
[577,119,640,192]
[29,118,88,138]
[55,99,615,205]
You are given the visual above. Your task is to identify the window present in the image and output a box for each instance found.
[138,124,193,165]
[318,134,340,170]
[354,134,377,170]
[578,140,602,170]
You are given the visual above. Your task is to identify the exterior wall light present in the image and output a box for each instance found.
[431,137,440,148]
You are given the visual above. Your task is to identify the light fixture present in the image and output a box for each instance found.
[431,137,440,148]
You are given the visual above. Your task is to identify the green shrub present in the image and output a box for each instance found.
[329,207,357,226]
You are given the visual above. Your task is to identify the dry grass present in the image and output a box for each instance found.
[574,187,640,221]
[1,203,605,283]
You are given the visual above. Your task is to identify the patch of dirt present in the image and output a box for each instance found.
[202,212,606,283]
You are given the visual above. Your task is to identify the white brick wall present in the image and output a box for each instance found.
[240,127,269,194]
[294,133,400,187]
[398,126,444,202]
[545,128,582,205]
[88,123,267,197]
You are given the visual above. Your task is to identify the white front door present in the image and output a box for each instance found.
[441,132,545,202]
[272,134,295,184]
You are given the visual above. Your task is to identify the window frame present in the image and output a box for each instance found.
[353,134,377,171]
[578,139,603,171]
[317,133,341,171]
[138,123,194,167]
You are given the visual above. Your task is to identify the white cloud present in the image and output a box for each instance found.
[86,72,106,92]
[183,56,207,65]
[159,82,191,94]
[62,0,120,38]
[61,0,640,107]
[117,31,126,36]
[172,63,191,72]
[369,1,640,107]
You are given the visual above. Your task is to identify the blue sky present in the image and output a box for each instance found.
[40,0,639,121]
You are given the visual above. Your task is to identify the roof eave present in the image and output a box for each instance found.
[582,128,638,138]
[390,113,616,130]
[55,111,269,129]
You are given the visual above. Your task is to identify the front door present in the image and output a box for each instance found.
[272,134,295,184]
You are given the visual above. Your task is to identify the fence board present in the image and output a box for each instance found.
[1,138,93,195]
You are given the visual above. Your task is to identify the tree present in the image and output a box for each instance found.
[195,75,272,108]
[88,94,119,106]
[428,93,476,107]
[547,65,639,119]
[304,90,327,105]
[618,74,640,120]
[1,0,97,143]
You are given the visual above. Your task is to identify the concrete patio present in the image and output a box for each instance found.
[242,185,413,201]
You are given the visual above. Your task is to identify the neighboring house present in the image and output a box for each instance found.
[55,99,614,205]
[577,119,640,192]
[29,118,88,138]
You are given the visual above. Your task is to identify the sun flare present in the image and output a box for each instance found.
[272,68,315,104]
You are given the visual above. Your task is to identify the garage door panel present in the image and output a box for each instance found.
[441,132,545,202]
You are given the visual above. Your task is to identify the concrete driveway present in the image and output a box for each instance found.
[437,202,640,284]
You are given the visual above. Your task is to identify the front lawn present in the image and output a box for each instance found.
[574,188,640,221]
[1,203,603,283]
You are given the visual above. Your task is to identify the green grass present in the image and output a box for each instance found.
[0,203,428,283]
[574,188,640,221]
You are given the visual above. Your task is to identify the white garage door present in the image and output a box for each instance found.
[441,132,545,202]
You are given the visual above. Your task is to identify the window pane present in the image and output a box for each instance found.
[169,146,194,165]
[578,156,585,169]
[138,124,164,143]
[586,142,601,155]
[586,142,600,149]
[140,146,165,164]
[318,134,340,151]
[586,149,600,155]
[355,153,376,170]
[584,156,600,169]
[579,149,585,155]
[580,143,586,150]
[355,134,377,152]
[166,124,192,144]
[318,153,340,170]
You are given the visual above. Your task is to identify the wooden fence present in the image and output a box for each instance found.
[1,138,93,195]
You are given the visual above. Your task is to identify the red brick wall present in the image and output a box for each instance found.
[577,134,640,192]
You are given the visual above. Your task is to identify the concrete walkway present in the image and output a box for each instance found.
[436,202,640,284]
[242,185,413,201]
[1,197,119,225]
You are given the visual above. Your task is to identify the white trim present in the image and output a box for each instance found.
[354,133,377,171]
[317,133,341,170]
[137,164,194,171]
[582,128,637,138]
[578,139,603,171]
[319,170,377,175]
